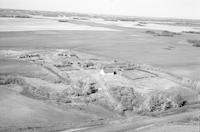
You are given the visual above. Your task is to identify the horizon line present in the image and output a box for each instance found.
[1,7,200,21]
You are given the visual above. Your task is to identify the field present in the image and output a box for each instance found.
[0,9,200,132]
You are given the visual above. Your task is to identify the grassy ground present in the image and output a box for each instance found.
[0,87,99,131]
[0,19,200,80]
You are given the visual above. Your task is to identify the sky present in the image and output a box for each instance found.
[0,0,200,19]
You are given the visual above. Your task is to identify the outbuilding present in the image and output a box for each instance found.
[100,67,117,75]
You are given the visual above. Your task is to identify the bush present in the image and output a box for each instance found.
[157,31,181,37]
[15,15,31,18]
[58,19,68,22]
[0,75,25,85]
[147,94,166,112]
[187,39,200,47]
[146,30,181,37]
[145,94,187,112]
[110,86,142,111]
[75,79,98,96]
[57,97,72,103]
[145,30,156,35]
[183,31,200,34]
[171,94,187,107]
